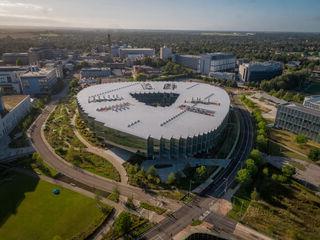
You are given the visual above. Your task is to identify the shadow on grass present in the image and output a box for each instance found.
[0,163,40,227]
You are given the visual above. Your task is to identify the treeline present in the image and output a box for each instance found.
[260,70,309,92]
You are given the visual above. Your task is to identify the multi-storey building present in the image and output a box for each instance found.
[119,48,155,59]
[20,66,57,96]
[239,61,283,82]
[2,53,29,65]
[160,46,172,60]
[0,94,31,141]
[174,52,236,75]
[80,68,112,79]
[0,66,28,94]
[303,95,320,111]
[275,102,320,142]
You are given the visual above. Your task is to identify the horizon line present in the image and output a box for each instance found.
[0,24,319,34]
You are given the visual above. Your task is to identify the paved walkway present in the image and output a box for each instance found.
[71,114,129,184]
[266,155,320,191]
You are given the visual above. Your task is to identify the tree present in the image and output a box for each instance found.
[146,165,157,177]
[114,212,132,235]
[282,164,296,178]
[16,58,23,66]
[249,149,263,165]
[262,167,269,176]
[196,165,207,178]
[256,134,268,151]
[308,148,320,161]
[236,169,251,183]
[295,134,308,145]
[245,159,258,175]
[167,172,176,185]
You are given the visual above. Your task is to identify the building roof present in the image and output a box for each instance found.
[77,81,230,140]
[2,95,29,111]
[254,92,287,105]
[304,95,320,105]
[20,68,54,78]
[281,102,320,116]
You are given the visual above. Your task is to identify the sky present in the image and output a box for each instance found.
[0,0,319,32]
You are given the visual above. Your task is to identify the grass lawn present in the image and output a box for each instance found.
[228,166,320,240]
[0,171,112,240]
[269,128,320,161]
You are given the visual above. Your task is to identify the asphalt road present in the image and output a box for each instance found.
[30,85,257,239]
[29,88,157,203]
[141,106,255,240]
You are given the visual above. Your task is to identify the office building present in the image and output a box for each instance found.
[239,61,283,82]
[160,46,172,60]
[119,48,155,59]
[275,102,320,142]
[77,81,230,160]
[0,66,28,94]
[2,53,29,65]
[173,54,201,71]
[303,95,320,111]
[0,94,32,140]
[20,66,57,95]
[174,53,236,75]
[80,68,112,79]
[200,53,236,74]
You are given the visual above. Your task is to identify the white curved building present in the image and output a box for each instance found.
[77,81,230,160]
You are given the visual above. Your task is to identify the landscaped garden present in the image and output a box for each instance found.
[44,98,120,181]
[0,170,112,240]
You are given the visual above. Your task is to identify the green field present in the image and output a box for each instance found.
[0,171,111,240]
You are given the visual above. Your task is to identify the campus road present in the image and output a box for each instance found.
[30,84,262,239]
[140,106,262,240]
[29,87,165,204]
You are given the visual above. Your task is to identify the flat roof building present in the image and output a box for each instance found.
[77,81,230,160]
[20,67,57,96]
[160,46,172,60]
[174,53,236,75]
[239,61,283,82]
[303,95,320,111]
[119,48,155,59]
[80,68,112,79]
[0,94,31,141]
[2,52,29,65]
[275,102,320,142]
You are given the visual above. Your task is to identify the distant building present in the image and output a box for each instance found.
[2,53,29,65]
[44,61,64,79]
[174,52,236,75]
[160,46,172,60]
[0,66,28,94]
[275,102,320,142]
[28,47,67,64]
[132,65,161,78]
[174,54,200,71]
[239,61,283,82]
[80,68,112,79]
[303,95,320,111]
[200,53,236,74]
[119,48,155,59]
[208,72,235,81]
[20,66,58,95]
[0,94,32,140]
